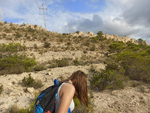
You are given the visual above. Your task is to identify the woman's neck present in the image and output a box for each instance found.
[68,80,72,84]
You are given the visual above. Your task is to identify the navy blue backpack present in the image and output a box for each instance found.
[32,79,71,113]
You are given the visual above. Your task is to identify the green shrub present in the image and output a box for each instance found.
[107,41,150,84]
[44,42,50,48]
[137,38,147,45]
[0,55,36,75]
[43,37,47,41]
[0,22,3,26]
[73,59,80,66]
[0,43,26,53]
[126,43,141,51]
[74,97,81,108]
[48,62,58,68]
[117,51,150,83]
[105,57,120,70]
[56,58,69,67]
[89,45,96,51]
[90,69,128,90]
[2,33,7,38]
[22,74,43,89]
[27,36,31,40]
[34,64,46,71]
[97,31,103,38]
[48,58,70,68]
[34,25,38,28]
[72,97,94,113]
[91,37,99,43]
[145,48,150,55]
[33,44,38,49]
[76,31,80,34]
[27,26,35,33]
[10,105,30,113]
[9,101,35,113]
[33,79,43,89]
[22,74,34,87]
[0,84,3,94]
[4,28,12,33]
[109,42,126,53]
[67,42,71,45]
[89,65,96,73]
[72,105,88,113]
[15,32,22,38]
[82,41,90,46]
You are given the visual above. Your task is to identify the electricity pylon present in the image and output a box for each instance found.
[39,4,47,29]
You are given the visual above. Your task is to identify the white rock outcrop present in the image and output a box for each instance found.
[103,34,139,44]
[71,31,96,37]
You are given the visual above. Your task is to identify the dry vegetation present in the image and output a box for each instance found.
[0,21,150,113]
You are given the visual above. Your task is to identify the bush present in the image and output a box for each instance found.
[0,84,3,94]
[27,26,35,33]
[107,41,150,83]
[0,43,26,53]
[72,97,94,113]
[91,37,99,43]
[9,105,30,113]
[137,38,147,45]
[145,48,150,55]
[76,31,80,34]
[73,59,80,66]
[109,42,126,53]
[22,74,43,89]
[4,21,7,24]
[126,43,141,51]
[82,41,90,46]
[117,51,150,83]
[15,32,22,38]
[97,31,103,38]
[34,64,46,71]
[0,55,37,75]
[48,58,70,68]
[89,45,96,51]
[0,22,3,26]
[56,58,70,67]
[33,44,38,49]
[90,69,128,90]
[44,42,50,48]
[9,101,35,113]
[4,28,12,33]
[72,105,88,113]
[74,97,81,108]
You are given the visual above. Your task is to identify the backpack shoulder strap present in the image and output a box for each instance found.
[64,81,71,84]
[54,79,59,87]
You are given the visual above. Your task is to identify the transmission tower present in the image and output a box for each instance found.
[39,4,47,29]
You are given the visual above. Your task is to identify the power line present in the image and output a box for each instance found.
[39,4,47,29]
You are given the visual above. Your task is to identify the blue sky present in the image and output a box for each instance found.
[0,0,150,43]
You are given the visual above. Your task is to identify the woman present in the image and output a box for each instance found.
[55,70,88,113]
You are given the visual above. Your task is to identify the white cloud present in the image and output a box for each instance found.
[0,0,150,42]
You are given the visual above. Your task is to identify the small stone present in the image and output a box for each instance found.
[9,92,17,96]
[27,87,34,93]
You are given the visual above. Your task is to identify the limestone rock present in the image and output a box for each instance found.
[27,87,34,93]
[0,20,3,24]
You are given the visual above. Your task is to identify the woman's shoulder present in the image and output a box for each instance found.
[60,83,75,94]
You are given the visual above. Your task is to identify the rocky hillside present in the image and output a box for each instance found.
[0,21,150,113]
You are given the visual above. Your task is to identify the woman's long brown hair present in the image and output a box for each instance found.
[59,70,88,107]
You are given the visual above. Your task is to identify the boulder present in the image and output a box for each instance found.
[0,20,3,24]
[88,31,96,36]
